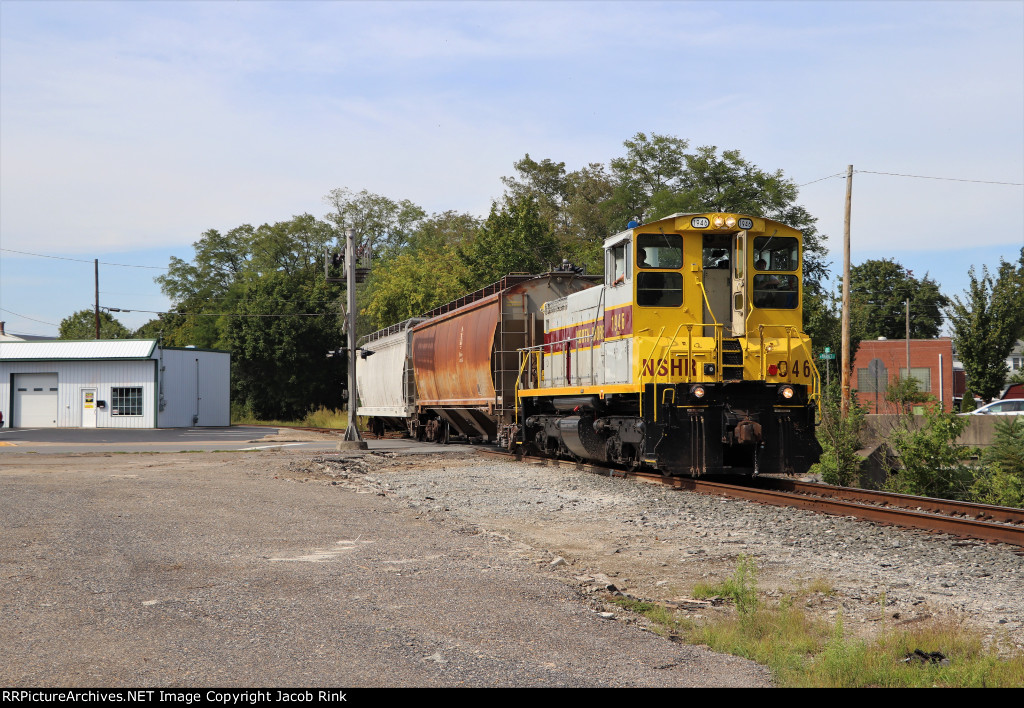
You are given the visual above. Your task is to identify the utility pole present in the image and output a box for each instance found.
[840,165,853,418]
[94,259,100,339]
[906,298,911,379]
[343,226,365,445]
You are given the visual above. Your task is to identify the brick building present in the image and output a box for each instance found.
[852,337,955,413]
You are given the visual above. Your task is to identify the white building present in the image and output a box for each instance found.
[0,340,230,428]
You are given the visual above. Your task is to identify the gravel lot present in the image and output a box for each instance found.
[3,445,1021,688]
[305,448,1024,653]
[0,449,770,687]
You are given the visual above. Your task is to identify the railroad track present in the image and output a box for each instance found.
[477,448,1024,548]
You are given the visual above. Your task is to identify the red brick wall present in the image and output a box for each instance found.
[851,338,954,413]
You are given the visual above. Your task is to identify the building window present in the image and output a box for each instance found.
[111,387,143,416]
[899,367,932,392]
[857,359,888,393]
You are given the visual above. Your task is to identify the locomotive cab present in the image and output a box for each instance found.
[517,212,821,476]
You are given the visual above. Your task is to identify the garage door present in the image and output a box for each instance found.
[13,373,59,427]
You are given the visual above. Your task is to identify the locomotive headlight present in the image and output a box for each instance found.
[780,385,795,400]
[725,216,737,228]
[713,216,726,228]
[690,384,706,400]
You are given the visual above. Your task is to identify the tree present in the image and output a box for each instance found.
[607,132,690,225]
[948,252,1024,401]
[156,214,345,419]
[885,402,975,500]
[226,274,343,420]
[848,258,948,340]
[501,134,829,288]
[363,211,479,331]
[970,417,1024,508]
[323,188,426,261]
[457,195,559,287]
[810,383,866,487]
[58,309,132,340]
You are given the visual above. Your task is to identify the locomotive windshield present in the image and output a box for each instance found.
[636,233,683,269]
[753,236,798,271]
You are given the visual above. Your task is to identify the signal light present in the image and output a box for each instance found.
[690,385,706,400]
[780,385,795,399]
[768,364,778,375]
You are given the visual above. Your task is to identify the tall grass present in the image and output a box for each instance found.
[231,405,348,430]
[611,556,1024,687]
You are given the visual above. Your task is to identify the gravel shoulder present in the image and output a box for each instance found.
[305,448,1024,653]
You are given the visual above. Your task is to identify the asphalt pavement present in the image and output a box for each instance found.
[0,449,769,687]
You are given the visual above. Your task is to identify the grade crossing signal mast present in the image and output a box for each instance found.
[324,229,373,446]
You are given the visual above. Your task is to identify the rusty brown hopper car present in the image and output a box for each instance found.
[409,272,598,446]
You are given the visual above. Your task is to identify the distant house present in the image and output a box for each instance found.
[852,337,955,413]
[1007,339,1024,381]
[0,321,25,342]
[0,339,230,428]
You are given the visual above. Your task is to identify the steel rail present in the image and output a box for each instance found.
[477,448,1024,547]
[750,478,1024,526]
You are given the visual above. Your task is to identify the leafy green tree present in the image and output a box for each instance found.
[363,211,479,330]
[458,194,559,287]
[884,402,975,500]
[960,385,978,413]
[501,134,829,290]
[885,374,930,414]
[323,187,426,261]
[970,417,1024,508]
[226,274,343,420]
[848,259,948,341]
[156,214,344,419]
[811,383,866,487]
[607,132,690,225]
[502,157,615,273]
[58,309,132,339]
[948,252,1024,402]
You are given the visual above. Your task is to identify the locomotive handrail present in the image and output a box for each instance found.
[756,324,821,405]
[650,324,683,423]
[513,348,543,425]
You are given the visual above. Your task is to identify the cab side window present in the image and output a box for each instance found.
[606,241,628,286]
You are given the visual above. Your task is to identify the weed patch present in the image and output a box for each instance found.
[609,558,1024,687]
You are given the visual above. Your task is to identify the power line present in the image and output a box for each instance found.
[0,248,169,269]
[798,172,846,187]
[798,169,1023,188]
[855,170,1023,186]
[103,307,331,318]
[0,308,60,327]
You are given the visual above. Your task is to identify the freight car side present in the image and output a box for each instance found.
[411,273,598,447]
[355,318,423,434]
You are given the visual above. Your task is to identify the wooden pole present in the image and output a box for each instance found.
[906,298,910,378]
[840,166,852,417]
[94,258,100,339]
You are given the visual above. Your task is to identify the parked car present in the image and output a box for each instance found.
[961,399,1024,415]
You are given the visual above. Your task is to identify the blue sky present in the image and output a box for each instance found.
[1,0,1021,336]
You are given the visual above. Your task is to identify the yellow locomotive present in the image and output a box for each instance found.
[515,212,821,475]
